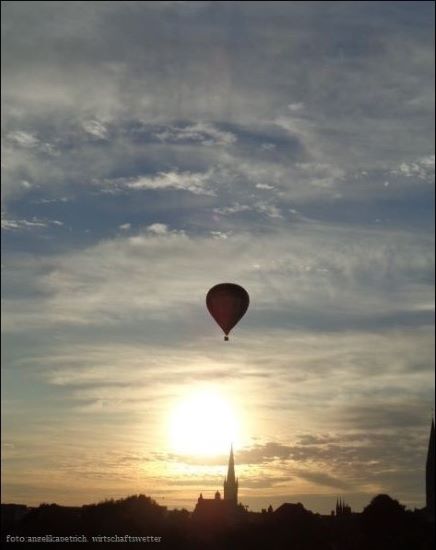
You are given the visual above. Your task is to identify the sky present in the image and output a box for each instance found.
[1,1,435,514]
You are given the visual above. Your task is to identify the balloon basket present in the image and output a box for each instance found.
[224,336,229,341]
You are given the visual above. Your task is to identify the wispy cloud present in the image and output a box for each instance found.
[1,215,64,231]
[6,130,40,148]
[82,120,109,140]
[154,122,237,146]
[391,155,435,181]
[125,170,215,196]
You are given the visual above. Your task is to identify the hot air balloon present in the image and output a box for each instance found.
[206,283,249,341]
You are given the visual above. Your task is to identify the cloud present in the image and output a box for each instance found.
[118,223,131,231]
[210,231,231,240]
[6,131,39,148]
[2,222,433,332]
[288,103,304,112]
[260,143,276,151]
[214,203,251,215]
[5,130,57,157]
[213,201,282,219]
[253,201,282,219]
[153,122,236,146]
[1,215,64,231]
[239,476,292,489]
[82,120,109,139]
[146,223,169,235]
[125,171,215,196]
[390,155,435,182]
[237,442,294,464]
[295,470,351,491]
[3,1,433,173]
[1,218,47,230]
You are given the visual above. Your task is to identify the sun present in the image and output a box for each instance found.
[168,388,240,456]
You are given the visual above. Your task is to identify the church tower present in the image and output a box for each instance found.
[223,444,238,504]
[426,418,435,516]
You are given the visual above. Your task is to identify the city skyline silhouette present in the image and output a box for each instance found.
[2,420,434,548]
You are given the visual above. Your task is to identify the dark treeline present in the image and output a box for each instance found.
[2,493,434,549]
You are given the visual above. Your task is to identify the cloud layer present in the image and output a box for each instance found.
[1,1,434,513]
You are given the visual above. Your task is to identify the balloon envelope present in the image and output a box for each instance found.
[206,283,249,340]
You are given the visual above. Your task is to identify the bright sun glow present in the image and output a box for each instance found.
[169,388,239,456]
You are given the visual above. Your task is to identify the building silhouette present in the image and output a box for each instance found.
[193,445,240,523]
[335,498,352,517]
[426,418,435,517]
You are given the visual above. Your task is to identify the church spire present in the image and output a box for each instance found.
[227,443,236,483]
[426,418,435,515]
[224,444,238,504]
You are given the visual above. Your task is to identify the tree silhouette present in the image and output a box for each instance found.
[2,493,434,550]
[361,494,429,550]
